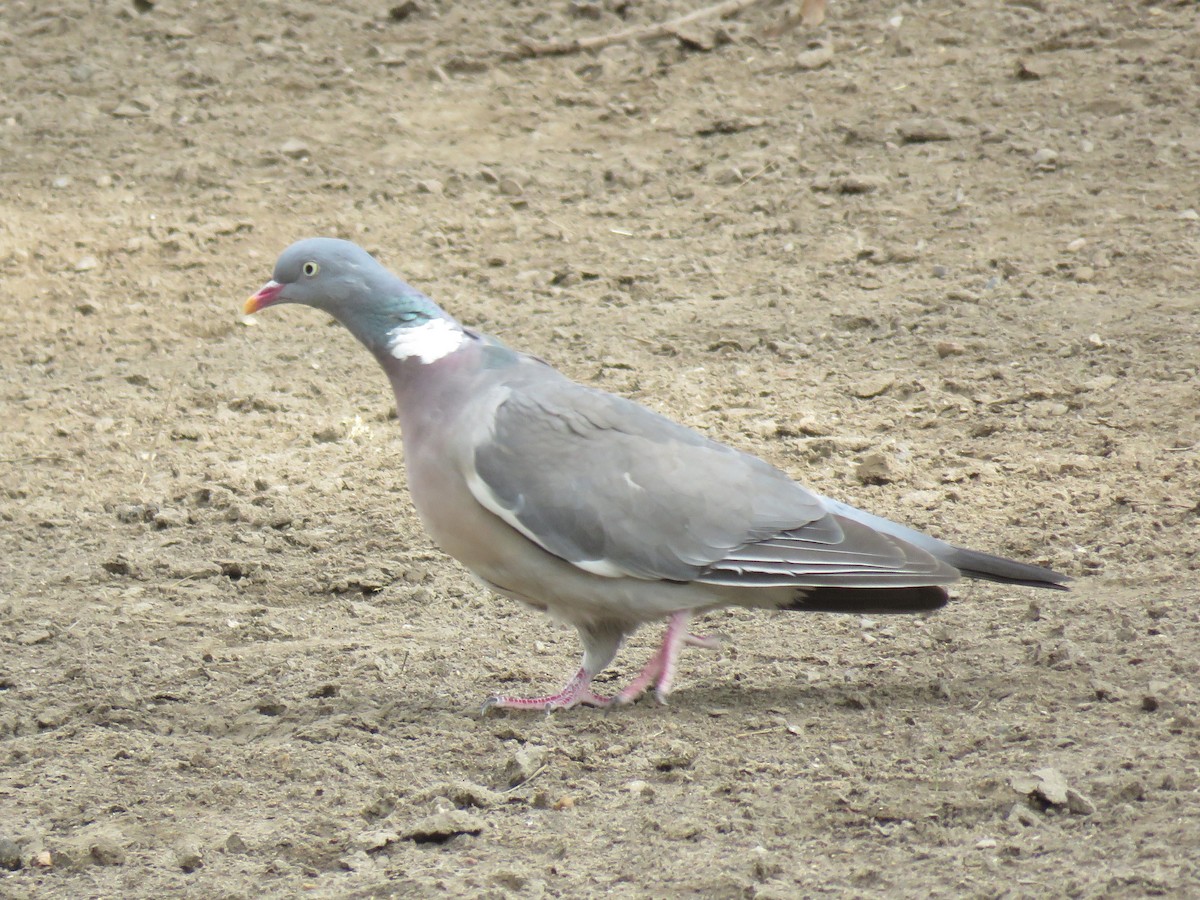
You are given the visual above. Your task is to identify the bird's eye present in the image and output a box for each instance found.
[302,261,319,277]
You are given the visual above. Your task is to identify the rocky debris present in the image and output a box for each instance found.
[418,780,504,809]
[1011,768,1096,815]
[626,779,656,798]
[174,839,203,872]
[111,98,155,118]
[401,810,486,844]
[651,740,697,771]
[896,118,957,143]
[794,42,833,70]
[855,452,894,486]
[279,138,309,159]
[849,373,896,399]
[1031,148,1059,170]
[502,743,547,787]
[89,836,125,866]
[1142,681,1170,712]
[0,837,22,871]
[1014,59,1043,80]
[351,829,400,852]
[811,173,888,194]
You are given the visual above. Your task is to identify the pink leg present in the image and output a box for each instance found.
[484,667,613,712]
[615,611,721,706]
[482,619,722,712]
[484,628,623,713]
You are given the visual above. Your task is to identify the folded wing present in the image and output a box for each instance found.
[466,366,960,588]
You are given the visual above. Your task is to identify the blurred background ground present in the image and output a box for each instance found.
[1,0,1198,896]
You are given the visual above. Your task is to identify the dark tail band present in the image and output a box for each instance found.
[786,585,949,614]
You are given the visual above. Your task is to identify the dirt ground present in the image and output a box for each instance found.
[2,0,1199,896]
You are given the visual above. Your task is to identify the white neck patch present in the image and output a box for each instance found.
[386,318,465,364]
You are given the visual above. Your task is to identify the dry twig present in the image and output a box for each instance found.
[512,0,771,60]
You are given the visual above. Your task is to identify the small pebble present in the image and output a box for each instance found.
[651,741,697,771]
[935,341,965,358]
[1012,767,1095,816]
[111,101,150,118]
[897,118,956,143]
[794,43,834,70]
[175,841,203,872]
[90,837,125,866]
[836,173,887,194]
[1142,681,1169,712]
[340,849,374,872]
[401,810,485,842]
[604,165,648,189]
[313,425,342,443]
[503,744,547,787]
[855,452,893,486]
[0,837,22,871]
[850,373,895,399]
[1066,788,1096,816]
[626,779,655,797]
[351,830,399,852]
[279,138,309,159]
[153,508,188,529]
[1031,148,1058,169]
[1013,59,1041,80]
[568,0,603,20]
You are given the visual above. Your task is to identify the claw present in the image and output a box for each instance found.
[483,667,612,712]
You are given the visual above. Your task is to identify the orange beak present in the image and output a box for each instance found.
[244,280,284,315]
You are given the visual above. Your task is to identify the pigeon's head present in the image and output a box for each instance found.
[245,238,392,316]
[246,238,456,358]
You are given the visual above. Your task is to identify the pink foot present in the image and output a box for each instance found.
[614,612,722,706]
[684,632,724,651]
[484,667,612,712]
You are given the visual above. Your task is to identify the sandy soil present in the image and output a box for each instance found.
[2,0,1199,896]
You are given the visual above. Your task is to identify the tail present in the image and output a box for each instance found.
[786,585,949,614]
[940,546,1070,591]
[815,493,1071,592]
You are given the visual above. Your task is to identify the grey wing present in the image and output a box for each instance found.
[466,369,959,587]
[702,513,959,587]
